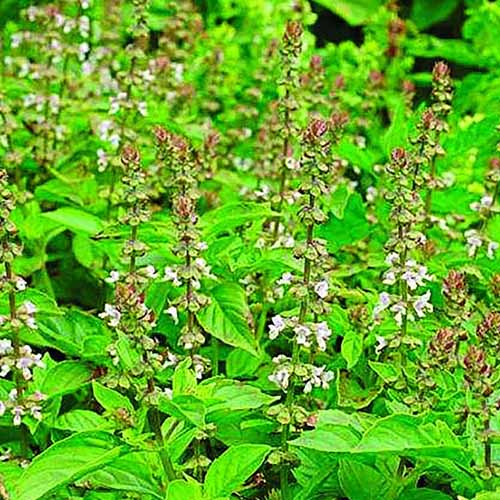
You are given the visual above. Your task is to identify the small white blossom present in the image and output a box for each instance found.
[15,278,27,291]
[315,322,331,351]
[0,340,13,355]
[164,267,182,286]
[294,325,312,347]
[269,366,290,390]
[137,101,148,117]
[385,252,399,265]
[304,366,334,393]
[413,290,433,318]
[375,335,387,354]
[277,272,293,285]
[366,186,378,203]
[105,270,120,284]
[465,229,482,257]
[487,241,499,259]
[373,292,391,319]
[269,315,286,340]
[390,302,406,326]
[99,304,121,327]
[165,306,178,324]
[144,265,158,279]
[314,280,329,299]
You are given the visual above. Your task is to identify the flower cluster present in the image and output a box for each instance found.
[0,169,46,431]
[155,128,213,375]
[375,147,432,338]
[465,157,499,259]
[99,146,164,392]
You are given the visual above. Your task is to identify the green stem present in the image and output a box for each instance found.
[149,407,177,484]
[211,337,219,376]
[280,192,315,500]
[5,262,29,458]
[129,225,138,274]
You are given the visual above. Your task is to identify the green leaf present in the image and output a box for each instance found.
[369,361,401,383]
[411,0,460,30]
[202,380,278,415]
[41,361,92,398]
[318,193,370,252]
[291,425,361,453]
[338,459,389,500]
[226,349,262,378]
[92,381,134,413]
[312,0,384,26]
[204,444,271,499]
[341,331,363,369]
[200,202,275,240]
[80,452,163,499]
[42,207,104,236]
[328,183,352,219]
[159,395,206,428]
[197,283,258,356]
[383,98,407,157]
[15,432,129,500]
[173,358,197,396]
[54,410,114,432]
[399,488,454,500]
[167,478,203,500]
[356,415,467,461]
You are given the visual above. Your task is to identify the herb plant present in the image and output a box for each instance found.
[0,0,500,499]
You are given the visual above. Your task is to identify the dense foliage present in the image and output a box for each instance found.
[0,0,499,499]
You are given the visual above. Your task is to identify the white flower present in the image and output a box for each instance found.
[99,304,121,328]
[487,241,499,259]
[315,322,331,351]
[413,290,433,318]
[294,325,312,347]
[137,101,148,117]
[373,292,391,319]
[166,306,178,324]
[465,229,482,257]
[314,280,329,299]
[401,262,432,291]
[194,258,212,276]
[197,241,208,251]
[277,272,293,285]
[105,270,120,283]
[375,335,387,354]
[78,42,90,61]
[269,367,290,390]
[385,252,399,265]
[109,133,120,149]
[15,278,26,291]
[470,195,493,212]
[144,265,158,279]
[172,63,184,82]
[163,388,173,400]
[383,270,397,286]
[11,33,23,49]
[12,407,24,426]
[97,149,109,172]
[0,401,5,416]
[23,301,37,315]
[0,340,12,355]
[304,366,334,393]
[162,352,178,368]
[390,302,406,326]
[164,267,182,286]
[366,186,378,203]
[23,94,36,108]
[269,315,286,340]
